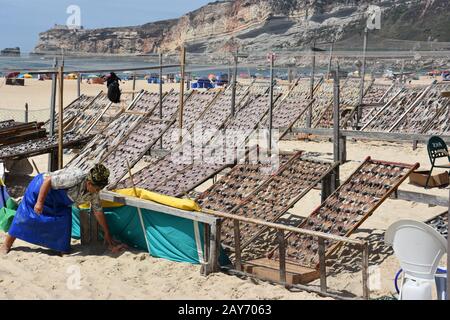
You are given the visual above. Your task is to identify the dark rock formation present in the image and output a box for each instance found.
[1,47,20,56]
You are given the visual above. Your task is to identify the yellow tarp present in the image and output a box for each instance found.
[79,188,201,212]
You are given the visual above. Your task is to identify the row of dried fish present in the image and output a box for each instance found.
[66,90,171,173]
[361,83,450,135]
[104,92,182,187]
[268,158,418,268]
[0,119,17,130]
[162,91,220,150]
[426,212,448,239]
[0,132,91,159]
[220,155,334,249]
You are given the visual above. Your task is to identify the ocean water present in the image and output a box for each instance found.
[0,54,302,79]
[0,54,164,75]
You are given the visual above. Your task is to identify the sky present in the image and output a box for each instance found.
[0,0,213,52]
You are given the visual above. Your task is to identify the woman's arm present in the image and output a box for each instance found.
[34,176,52,214]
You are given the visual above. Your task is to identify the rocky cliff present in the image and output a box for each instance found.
[34,0,450,60]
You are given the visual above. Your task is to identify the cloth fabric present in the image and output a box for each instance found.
[8,174,74,252]
[0,198,18,232]
[44,168,103,213]
[0,183,10,208]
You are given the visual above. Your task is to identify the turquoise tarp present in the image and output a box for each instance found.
[72,206,230,266]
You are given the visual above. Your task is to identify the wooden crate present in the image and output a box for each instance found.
[243,258,320,285]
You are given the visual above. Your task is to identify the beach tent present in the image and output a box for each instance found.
[23,74,33,79]
[71,189,229,265]
[0,184,229,266]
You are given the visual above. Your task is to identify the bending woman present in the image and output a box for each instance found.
[1,164,117,254]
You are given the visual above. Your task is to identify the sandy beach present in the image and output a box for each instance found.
[0,77,448,300]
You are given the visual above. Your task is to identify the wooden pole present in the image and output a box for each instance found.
[24,103,28,123]
[48,58,58,172]
[277,230,287,284]
[57,63,64,169]
[318,237,327,293]
[332,63,341,188]
[400,59,405,84]
[362,242,370,300]
[321,173,332,203]
[233,220,242,271]
[203,223,211,275]
[209,219,221,273]
[327,42,334,79]
[31,159,40,174]
[77,73,81,98]
[268,53,275,151]
[447,186,450,300]
[178,46,186,144]
[357,28,368,127]
[307,39,316,128]
[159,53,164,149]
[132,72,136,101]
[231,49,238,117]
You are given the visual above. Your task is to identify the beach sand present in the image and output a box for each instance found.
[0,78,448,300]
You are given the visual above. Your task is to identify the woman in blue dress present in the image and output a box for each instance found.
[1,164,116,254]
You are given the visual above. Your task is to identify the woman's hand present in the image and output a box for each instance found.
[104,233,127,253]
[34,202,44,215]
[104,232,116,247]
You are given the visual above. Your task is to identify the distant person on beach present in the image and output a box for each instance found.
[106,72,122,103]
[1,164,123,255]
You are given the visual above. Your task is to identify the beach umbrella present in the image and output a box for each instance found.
[23,74,33,79]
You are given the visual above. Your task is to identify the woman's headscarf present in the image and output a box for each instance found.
[87,164,110,189]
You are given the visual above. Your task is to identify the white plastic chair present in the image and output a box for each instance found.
[385,219,447,300]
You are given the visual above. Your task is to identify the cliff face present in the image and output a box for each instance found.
[34,0,450,57]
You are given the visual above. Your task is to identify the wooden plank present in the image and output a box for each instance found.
[203,222,211,276]
[318,237,327,293]
[80,210,90,245]
[209,220,222,273]
[100,191,218,224]
[288,127,450,143]
[243,258,320,284]
[278,230,287,283]
[362,243,370,300]
[202,208,366,245]
[394,190,449,207]
[90,212,101,244]
[321,173,333,203]
[233,220,242,271]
